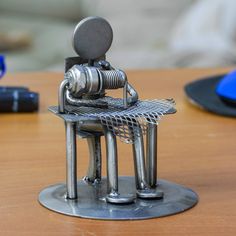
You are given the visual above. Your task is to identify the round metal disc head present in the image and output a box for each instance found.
[73,16,113,60]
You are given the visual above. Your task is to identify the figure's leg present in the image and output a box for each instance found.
[132,125,163,199]
[104,128,135,204]
[105,129,118,197]
[146,123,164,196]
[65,121,77,199]
[132,127,147,190]
[84,135,102,183]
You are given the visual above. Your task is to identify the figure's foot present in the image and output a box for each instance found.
[137,188,164,199]
[106,192,135,204]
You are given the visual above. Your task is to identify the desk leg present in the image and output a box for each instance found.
[146,123,157,187]
[65,121,77,199]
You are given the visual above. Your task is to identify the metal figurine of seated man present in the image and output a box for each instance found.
[39,16,198,220]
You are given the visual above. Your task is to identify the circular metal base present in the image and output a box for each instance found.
[39,177,198,220]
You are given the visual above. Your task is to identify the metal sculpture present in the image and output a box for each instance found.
[39,16,198,220]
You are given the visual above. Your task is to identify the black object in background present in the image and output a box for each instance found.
[0,86,29,93]
[0,87,39,112]
[184,75,236,117]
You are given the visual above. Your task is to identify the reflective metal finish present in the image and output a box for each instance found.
[104,129,135,204]
[146,123,158,187]
[104,129,118,194]
[137,188,164,199]
[39,16,198,220]
[127,83,139,105]
[132,126,147,190]
[66,65,127,95]
[65,121,77,199]
[66,65,99,97]
[39,177,198,220]
[132,126,163,199]
[58,79,69,113]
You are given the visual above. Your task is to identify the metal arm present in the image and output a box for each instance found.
[58,79,69,113]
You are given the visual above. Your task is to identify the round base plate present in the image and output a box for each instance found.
[39,177,198,220]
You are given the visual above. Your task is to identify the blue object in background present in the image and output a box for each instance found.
[0,55,6,79]
[216,70,236,103]
[0,55,39,112]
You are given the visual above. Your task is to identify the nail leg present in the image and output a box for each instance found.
[146,123,157,187]
[104,128,135,204]
[132,125,163,199]
[65,121,77,199]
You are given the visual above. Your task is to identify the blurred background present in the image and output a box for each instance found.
[1,0,236,72]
